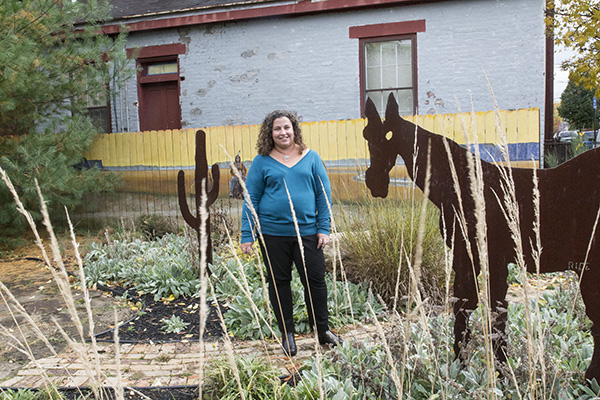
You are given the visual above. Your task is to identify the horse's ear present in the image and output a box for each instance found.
[384,93,399,122]
[365,97,380,120]
[363,97,383,140]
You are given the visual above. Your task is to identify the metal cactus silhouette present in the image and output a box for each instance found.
[177,129,220,270]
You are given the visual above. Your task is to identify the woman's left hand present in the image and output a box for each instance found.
[317,233,330,249]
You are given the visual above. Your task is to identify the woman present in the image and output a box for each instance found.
[240,110,342,356]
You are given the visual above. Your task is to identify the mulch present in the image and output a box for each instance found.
[19,386,200,400]
[93,285,227,343]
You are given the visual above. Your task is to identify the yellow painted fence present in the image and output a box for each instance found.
[79,107,539,224]
[88,108,539,169]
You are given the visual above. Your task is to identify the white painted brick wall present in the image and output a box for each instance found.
[111,0,545,133]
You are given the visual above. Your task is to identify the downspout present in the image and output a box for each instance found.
[124,79,130,132]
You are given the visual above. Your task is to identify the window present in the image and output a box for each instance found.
[364,38,414,116]
[350,20,425,116]
[85,85,111,133]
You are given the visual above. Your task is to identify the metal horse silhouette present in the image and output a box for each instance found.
[363,94,600,382]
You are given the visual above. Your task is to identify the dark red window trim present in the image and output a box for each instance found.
[349,19,425,39]
[126,43,186,59]
[129,43,185,131]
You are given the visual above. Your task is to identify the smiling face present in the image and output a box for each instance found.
[271,116,295,150]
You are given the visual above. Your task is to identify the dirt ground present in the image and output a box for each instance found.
[0,239,136,382]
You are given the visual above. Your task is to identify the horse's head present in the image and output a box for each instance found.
[363,94,400,198]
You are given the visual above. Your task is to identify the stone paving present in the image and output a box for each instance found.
[0,324,380,389]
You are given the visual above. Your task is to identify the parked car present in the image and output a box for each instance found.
[581,130,597,142]
[554,130,578,143]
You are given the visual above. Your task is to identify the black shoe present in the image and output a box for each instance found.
[282,333,297,356]
[318,330,342,346]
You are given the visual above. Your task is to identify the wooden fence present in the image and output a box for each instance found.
[78,107,540,227]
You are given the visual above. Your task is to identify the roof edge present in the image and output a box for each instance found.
[103,0,448,34]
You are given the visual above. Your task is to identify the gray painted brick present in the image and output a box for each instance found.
[110,0,545,135]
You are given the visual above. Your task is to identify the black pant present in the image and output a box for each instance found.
[259,234,329,337]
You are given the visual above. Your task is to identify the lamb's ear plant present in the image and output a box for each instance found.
[83,233,202,300]
[160,315,189,334]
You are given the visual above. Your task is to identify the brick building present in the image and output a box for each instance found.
[98,0,550,140]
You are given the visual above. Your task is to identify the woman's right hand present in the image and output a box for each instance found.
[240,241,254,255]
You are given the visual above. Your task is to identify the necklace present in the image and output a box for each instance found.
[274,145,294,162]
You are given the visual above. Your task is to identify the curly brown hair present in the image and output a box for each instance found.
[256,110,307,156]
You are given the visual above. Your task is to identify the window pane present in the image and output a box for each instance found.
[367,91,384,115]
[395,89,413,116]
[381,65,397,88]
[366,43,381,66]
[148,62,178,75]
[366,66,381,90]
[87,89,107,108]
[397,64,412,87]
[397,40,412,62]
[380,42,397,66]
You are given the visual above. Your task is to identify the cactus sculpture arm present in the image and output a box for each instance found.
[177,129,220,269]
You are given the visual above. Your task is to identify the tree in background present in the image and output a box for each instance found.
[552,0,600,95]
[558,78,595,131]
[553,102,562,134]
[0,0,129,242]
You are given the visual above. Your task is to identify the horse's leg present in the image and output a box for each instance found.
[580,270,600,382]
[452,248,479,362]
[489,261,509,365]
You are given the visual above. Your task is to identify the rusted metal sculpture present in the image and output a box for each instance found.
[363,93,600,382]
[177,129,220,270]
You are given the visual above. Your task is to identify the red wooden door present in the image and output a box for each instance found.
[140,81,181,131]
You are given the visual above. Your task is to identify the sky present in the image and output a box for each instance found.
[554,45,574,102]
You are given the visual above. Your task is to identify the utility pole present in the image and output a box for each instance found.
[594,97,597,147]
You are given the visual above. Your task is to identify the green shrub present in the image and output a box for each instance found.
[203,355,292,399]
[209,256,385,340]
[0,388,64,400]
[295,276,599,399]
[135,213,178,239]
[335,198,447,307]
[83,233,200,300]
[295,340,397,399]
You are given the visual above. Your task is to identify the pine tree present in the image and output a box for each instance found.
[0,0,129,241]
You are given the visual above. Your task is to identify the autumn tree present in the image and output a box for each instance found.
[552,0,600,95]
[0,0,129,242]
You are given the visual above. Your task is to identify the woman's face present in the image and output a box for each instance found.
[271,116,295,150]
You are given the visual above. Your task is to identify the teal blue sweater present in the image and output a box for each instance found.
[241,150,331,243]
